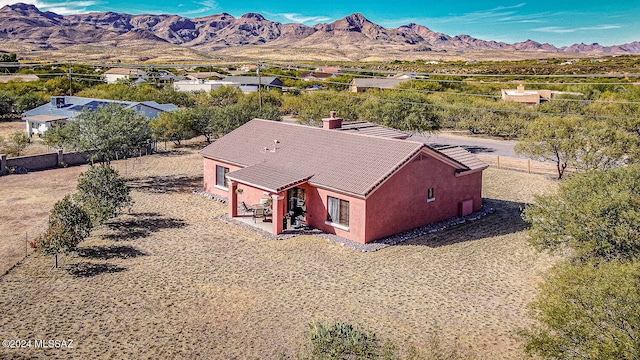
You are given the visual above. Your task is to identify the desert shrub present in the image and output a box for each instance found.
[309,322,381,359]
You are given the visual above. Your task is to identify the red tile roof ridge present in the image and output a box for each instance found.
[251,118,422,144]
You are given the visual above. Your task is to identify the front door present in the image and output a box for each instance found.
[287,187,307,224]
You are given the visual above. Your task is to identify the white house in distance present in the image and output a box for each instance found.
[23,96,178,138]
[103,68,147,84]
[174,76,283,93]
[173,79,235,92]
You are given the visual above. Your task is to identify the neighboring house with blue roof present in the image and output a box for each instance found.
[23,96,178,138]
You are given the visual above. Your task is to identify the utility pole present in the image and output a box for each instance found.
[257,62,263,111]
[68,63,73,96]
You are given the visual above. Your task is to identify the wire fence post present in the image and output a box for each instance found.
[25,231,28,258]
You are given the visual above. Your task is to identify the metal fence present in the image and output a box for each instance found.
[1,223,47,277]
[476,154,563,176]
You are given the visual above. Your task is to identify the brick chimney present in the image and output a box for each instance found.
[322,111,343,129]
[517,84,525,94]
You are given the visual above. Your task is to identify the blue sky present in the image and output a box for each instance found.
[2,0,638,46]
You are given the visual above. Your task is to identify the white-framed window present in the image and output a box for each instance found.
[427,187,435,202]
[216,165,229,189]
[327,196,349,228]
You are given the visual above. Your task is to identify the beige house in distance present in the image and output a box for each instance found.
[501,85,552,105]
[350,78,408,93]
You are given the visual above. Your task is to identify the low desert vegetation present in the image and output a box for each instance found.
[277,321,473,360]
[0,130,29,156]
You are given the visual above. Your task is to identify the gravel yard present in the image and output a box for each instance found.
[0,148,560,359]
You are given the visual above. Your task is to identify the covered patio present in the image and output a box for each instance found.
[226,162,313,236]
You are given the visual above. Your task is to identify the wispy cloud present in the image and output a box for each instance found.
[533,24,621,33]
[379,3,530,28]
[445,3,527,23]
[0,0,98,14]
[179,0,217,15]
[278,13,330,24]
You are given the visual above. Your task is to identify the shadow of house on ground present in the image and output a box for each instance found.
[103,212,187,241]
[77,245,148,260]
[67,262,126,278]
[128,175,203,194]
[398,198,529,248]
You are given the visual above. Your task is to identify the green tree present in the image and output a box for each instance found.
[62,104,152,164]
[0,90,15,115]
[41,123,72,149]
[154,86,194,108]
[296,91,362,125]
[74,164,132,226]
[206,86,243,107]
[0,53,17,74]
[357,90,440,133]
[517,115,637,179]
[15,92,46,113]
[4,131,29,156]
[520,261,640,360]
[37,195,92,267]
[190,105,218,143]
[515,115,578,179]
[43,76,87,96]
[523,165,640,262]
[150,109,197,146]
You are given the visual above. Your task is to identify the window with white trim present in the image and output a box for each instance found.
[327,196,349,227]
[216,165,229,189]
[427,187,435,202]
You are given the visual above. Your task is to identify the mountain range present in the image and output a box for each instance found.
[1,3,639,57]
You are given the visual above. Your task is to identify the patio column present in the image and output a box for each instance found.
[228,181,238,218]
[271,192,286,235]
[0,154,7,176]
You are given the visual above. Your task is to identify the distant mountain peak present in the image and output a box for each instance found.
[0,4,638,57]
[240,12,265,21]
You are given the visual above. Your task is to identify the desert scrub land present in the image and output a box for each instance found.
[0,148,560,359]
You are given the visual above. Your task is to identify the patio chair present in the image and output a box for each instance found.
[252,207,265,223]
[239,201,253,215]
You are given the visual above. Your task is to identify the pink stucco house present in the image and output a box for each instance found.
[199,113,488,244]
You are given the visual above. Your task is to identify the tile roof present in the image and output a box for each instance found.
[104,68,146,75]
[336,121,408,139]
[227,162,313,193]
[201,119,483,197]
[436,146,489,172]
[351,78,408,89]
[22,96,177,120]
[222,76,281,86]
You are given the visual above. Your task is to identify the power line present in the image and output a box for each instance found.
[260,69,640,106]
[320,91,640,121]
[262,62,640,85]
